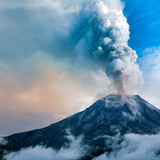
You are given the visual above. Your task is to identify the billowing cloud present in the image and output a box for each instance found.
[3,133,160,160]
[94,134,160,160]
[4,131,84,160]
[0,0,143,93]
[72,0,143,95]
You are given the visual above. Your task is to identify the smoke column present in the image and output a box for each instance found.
[72,0,143,95]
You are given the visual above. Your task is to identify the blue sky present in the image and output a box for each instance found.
[123,0,160,57]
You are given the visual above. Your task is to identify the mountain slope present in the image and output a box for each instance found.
[1,94,160,159]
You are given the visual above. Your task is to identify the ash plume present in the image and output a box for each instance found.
[72,0,143,95]
[0,0,143,97]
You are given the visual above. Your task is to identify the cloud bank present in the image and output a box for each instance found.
[94,134,160,160]
[4,131,84,160]
[3,133,160,160]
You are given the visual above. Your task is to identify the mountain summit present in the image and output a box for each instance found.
[1,94,160,159]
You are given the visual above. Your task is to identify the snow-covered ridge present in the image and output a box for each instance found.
[104,94,160,118]
[105,94,139,107]
[104,94,142,116]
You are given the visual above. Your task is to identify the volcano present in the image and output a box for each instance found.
[1,94,160,159]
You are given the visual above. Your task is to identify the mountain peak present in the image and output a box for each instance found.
[81,94,160,134]
[104,94,141,102]
[94,94,157,116]
[1,94,160,159]
[104,94,141,116]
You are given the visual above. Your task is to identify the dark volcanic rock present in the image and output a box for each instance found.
[1,94,160,159]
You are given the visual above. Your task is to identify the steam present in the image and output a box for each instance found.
[72,0,143,95]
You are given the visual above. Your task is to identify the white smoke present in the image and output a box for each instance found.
[70,0,143,95]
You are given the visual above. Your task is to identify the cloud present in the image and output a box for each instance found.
[94,134,160,160]
[137,46,160,108]
[0,0,81,15]
[72,0,143,95]
[3,133,160,160]
[139,47,160,82]
[0,0,143,92]
[0,52,111,135]
[4,131,84,160]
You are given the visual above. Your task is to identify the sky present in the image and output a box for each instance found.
[122,0,160,55]
[0,0,160,136]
